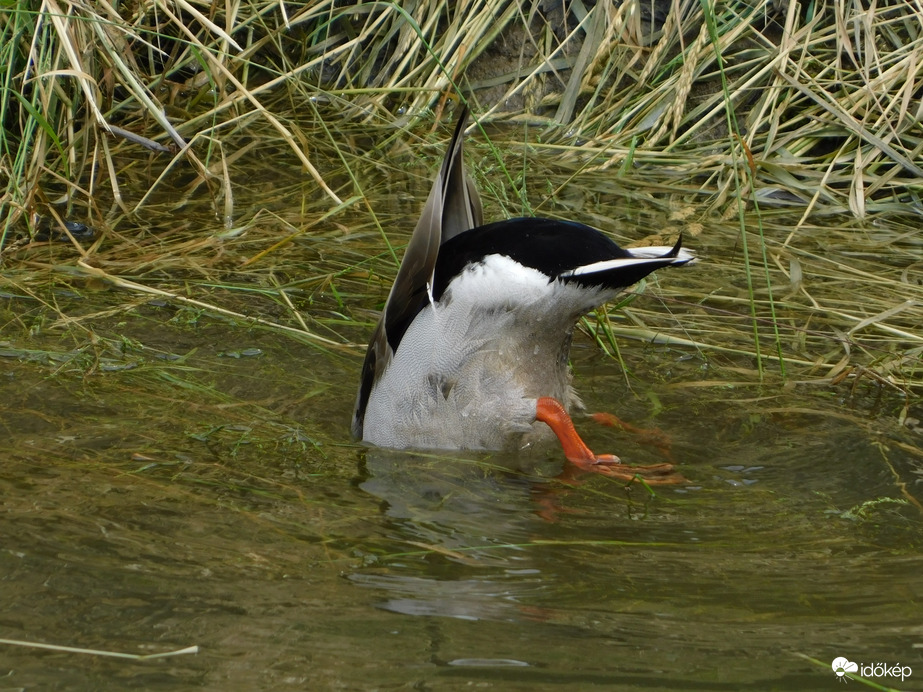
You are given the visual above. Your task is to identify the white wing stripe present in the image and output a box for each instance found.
[560,248,695,278]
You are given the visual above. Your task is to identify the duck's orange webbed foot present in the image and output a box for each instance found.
[590,411,674,461]
[536,397,685,485]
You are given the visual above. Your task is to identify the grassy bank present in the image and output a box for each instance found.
[4,0,923,235]
[1,0,922,400]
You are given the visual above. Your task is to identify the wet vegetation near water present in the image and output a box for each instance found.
[3,0,922,378]
[1,1,922,688]
[3,0,922,468]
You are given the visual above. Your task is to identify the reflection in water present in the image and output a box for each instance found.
[348,572,541,622]
[343,424,923,688]
[350,446,689,628]
[359,449,543,551]
[352,449,555,622]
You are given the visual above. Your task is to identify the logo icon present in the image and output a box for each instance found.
[832,657,858,683]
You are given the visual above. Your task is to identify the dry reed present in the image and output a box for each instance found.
[1,0,921,402]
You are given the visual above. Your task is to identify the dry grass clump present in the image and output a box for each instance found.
[3,0,923,242]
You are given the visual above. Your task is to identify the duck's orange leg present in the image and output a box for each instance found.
[535,397,684,484]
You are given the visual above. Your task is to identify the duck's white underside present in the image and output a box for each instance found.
[362,254,619,450]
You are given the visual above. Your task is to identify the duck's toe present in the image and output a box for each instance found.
[535,396,685,485]
[584,460,686,485]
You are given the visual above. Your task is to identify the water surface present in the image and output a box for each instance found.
[2,126,921,690]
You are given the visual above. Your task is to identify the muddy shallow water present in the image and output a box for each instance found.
[2,128,922,690]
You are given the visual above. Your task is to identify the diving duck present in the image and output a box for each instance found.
[352,106,694,482]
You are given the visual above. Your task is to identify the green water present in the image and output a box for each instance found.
[1,133,921,690]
